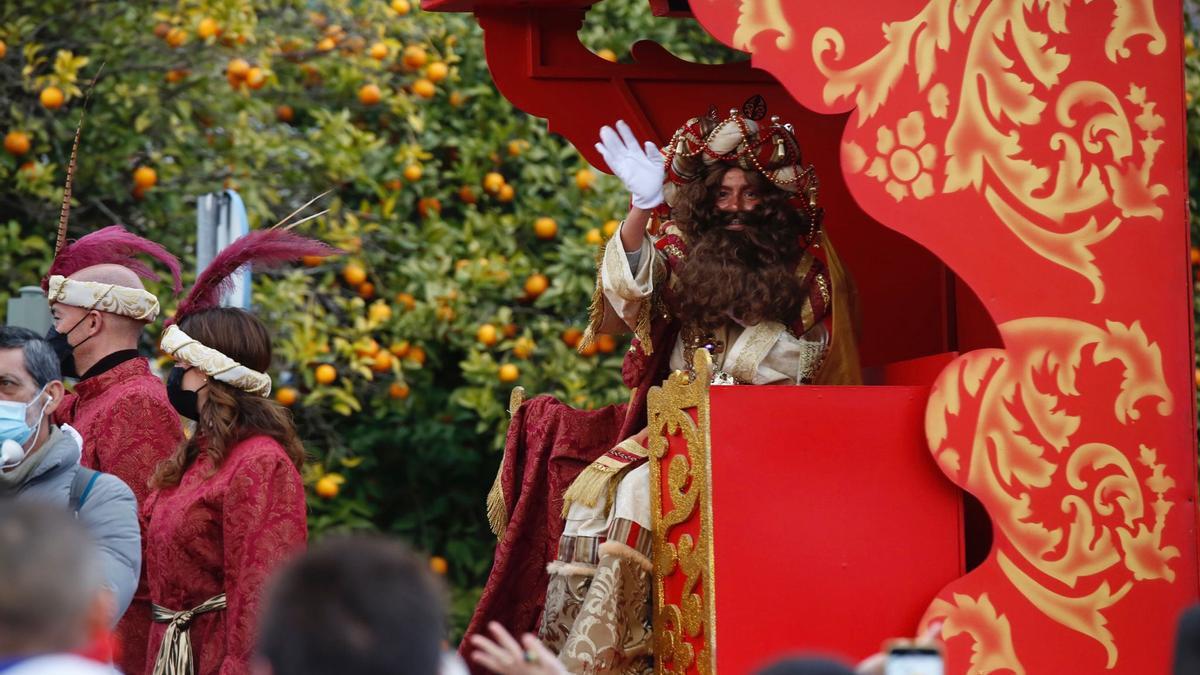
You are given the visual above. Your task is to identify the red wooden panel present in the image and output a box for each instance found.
[707,384,963,672]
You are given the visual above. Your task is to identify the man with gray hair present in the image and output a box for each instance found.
[0,326,140,629]
[0,500,117,674]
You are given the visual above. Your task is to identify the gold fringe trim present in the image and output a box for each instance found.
[486,387,527,539]
[561,438,648,517]
[579,246,606,353]
[813,230,863,386]
[598,540,653,573]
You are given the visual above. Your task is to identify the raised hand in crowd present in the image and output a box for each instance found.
[468,622,567,675]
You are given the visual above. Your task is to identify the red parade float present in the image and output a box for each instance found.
[423,0,1198,672]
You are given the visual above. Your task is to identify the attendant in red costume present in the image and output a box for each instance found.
[40,104,186,673]
[46,227,185,675]
[143,226,336,675]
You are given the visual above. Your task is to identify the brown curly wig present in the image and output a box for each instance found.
[670,164,819,332]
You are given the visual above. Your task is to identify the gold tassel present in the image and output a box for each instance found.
[485,387,526,539]
[561,438,648,516]
[579,246,607,353]
[561,462,621,516]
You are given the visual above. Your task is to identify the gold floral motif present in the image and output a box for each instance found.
[647,349,716,675]
[924,593,1025,675]
[925,317,1177,667]
[805,1,1169,301]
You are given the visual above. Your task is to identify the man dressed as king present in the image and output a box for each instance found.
[463,107,861,674]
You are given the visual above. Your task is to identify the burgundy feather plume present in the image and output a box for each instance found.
[169,229,340,326]
[45,225,183,294]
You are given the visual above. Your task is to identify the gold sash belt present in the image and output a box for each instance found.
[151,593,227,675]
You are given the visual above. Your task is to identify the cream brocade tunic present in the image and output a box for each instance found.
[538,234,828,674]
[602,232,828,385]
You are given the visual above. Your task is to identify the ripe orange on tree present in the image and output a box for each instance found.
[575,168,595,190]
[403,45,427,70]
[425,61,449,83]
[483,172,505,194]
[342,262,367,286]
[355,338,380,357]
[503,323,518,338]
[561,327,583,348]
[4,131,30,156]
[603,219,620,237]
[407,345,427,365]
[197,17,221,39]
[513,337,535,359]
[389,382,411,400]
[301,254,324,267]
[476,323,498,346]
[497,184,515,202]
[391,0,412,15]
[165,27,187,48]
[585,228,603,245]
[395,292,416,310]
[315,364,337,385]
[315,475,340,499]
[449,91,465,107]
[597,48,617,62]
[357,282,375,299]
[1191,247,1199,265]
[534,217,558,240]
[358,83,382,106]
[389,340,411,358]
[165,69,188,84]
[371,350,393,373]
[524,273,549,299]
[578,340,598,357]
[227,58,250,79]
[458,185,477,204]
[369,42,388,60]
[276,104,295,123]
[133,166,158,190]
[316,37,335,52]
[596,334,617,354]
[418,197,441,218]
[498,363,520,383]
[429,556,448,575]
[0,40,7,59]
[403,163,422,182]
[436,305,455,322]
[275,387,298,407]
[39,86,64,110]
[245,67,266,89]
[412,78,436,99]
[368,302,392,323]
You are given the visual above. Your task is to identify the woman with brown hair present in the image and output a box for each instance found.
[141,228,335,675]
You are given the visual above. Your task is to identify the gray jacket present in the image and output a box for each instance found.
[0,425,140,623]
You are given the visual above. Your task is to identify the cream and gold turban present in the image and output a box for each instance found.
[159,324,272,397]
[47,275,161,322]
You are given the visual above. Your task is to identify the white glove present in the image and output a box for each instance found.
[594,120,664,210]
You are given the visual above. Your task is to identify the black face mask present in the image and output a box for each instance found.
[45,312,96,380]
[166,366,202,421]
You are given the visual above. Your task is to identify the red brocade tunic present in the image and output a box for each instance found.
[142,435,308,675]
[54,355,183,675]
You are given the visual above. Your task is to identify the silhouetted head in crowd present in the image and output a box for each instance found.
[755,656,856,675]
[256,535,447,675]
[0,500,110,657]
[1174,604,1200,675]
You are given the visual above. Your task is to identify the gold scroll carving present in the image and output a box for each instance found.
[648,349,717,674]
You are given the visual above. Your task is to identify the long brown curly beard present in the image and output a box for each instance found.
[671,181,815,332]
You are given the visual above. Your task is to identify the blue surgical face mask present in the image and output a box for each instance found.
[0,386,51,465]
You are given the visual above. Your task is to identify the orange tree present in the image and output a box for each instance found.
[0,0,731,631]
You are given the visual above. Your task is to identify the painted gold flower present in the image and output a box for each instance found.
[865,111,938,201]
